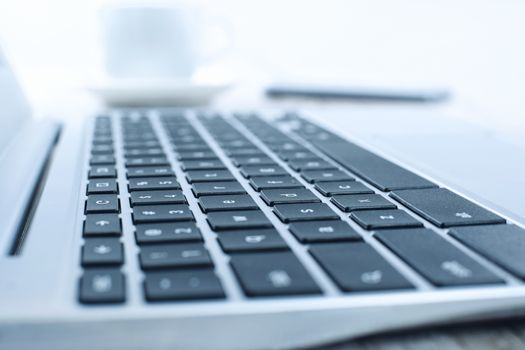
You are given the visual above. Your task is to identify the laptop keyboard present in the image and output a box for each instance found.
[78,111,523,304]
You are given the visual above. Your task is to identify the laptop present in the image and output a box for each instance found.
[1,45,525,350]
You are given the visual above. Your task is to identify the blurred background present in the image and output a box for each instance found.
[0,0,524,135]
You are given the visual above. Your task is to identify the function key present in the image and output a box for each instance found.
[314,181,372,197]
[390,188,505,228]
[376,229,503,286]
[310,242,413,292]
[207,210,273,230]
[127,167,174,178]
[289,220,361,243]
[301,170,354,183]
[230,252,321,297]
[128,177,180,191]
[217,229,288,253]
[139,243,212,270]
[249,176,303,191]
[79,269,126,304]
[192,182,247,197]
[135,222,202,244]
[89,166,117,179]
[81,238,124,266]
[273,203,339,223]
[331,194,397,212]
[87,179,118,194]
[129,190,186,206]
[83,214,122,237]
[144,270,225,301]
[260,188,320,206]
[133,205,194,223]
[350,209,423,230]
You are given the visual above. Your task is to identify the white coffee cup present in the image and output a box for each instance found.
[101,5,229,80]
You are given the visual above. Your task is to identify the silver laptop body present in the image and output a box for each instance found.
[0,46,524,350]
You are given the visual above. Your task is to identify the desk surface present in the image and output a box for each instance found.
[319,321,525,350]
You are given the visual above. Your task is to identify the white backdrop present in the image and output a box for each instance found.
[0,0,524,134]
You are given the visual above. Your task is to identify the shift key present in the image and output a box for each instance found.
[375,228,503,286]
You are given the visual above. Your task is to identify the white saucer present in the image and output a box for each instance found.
[87,78,232,106]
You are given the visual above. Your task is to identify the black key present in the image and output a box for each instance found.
[144,269,225,301]
[301,170,354,183]
[92,137,113,145]
[217,229,289,252]
[331,194,397,212]
[125,157,169,167]
[124,148,165,158]
[390,188,505,228]
[278,150,318,161]
[240,165,288,178]
[127,167,174,178]
[288,159,337,172]
[207,210,273,230]
[139,243,212,270]
[199,194,258,212]
[85,195,120,213]
[91,144,114,154]
[449,225,525,279]
[301,128,437,191]
[230,252,321,296]
[82,238,123,266]
[186,170,236,183]
[89,166,117,179]
[135,222,202,244]
[231,156,276,167]
[130,190,186,206]
[249,176,303,191]
[350,209,423,230]
[273,203,339,223]
[79,269,125,304]
[269,142,307,152]
[133,205,194,223]
[310,242,413,291]
[128,177,180,191]
[289,220,361,243]
[192,182,247,197]
[172,143,212,152]
[181,159,225,171]
[123,140,160,149]
[225,148,265,157]
[90,155,116,165]
[87,179,118,194]
[83,214,122,237]
[260,188,320,205]
[314,181,372,196]
[177,151,217,160]
[376,228,503,286]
